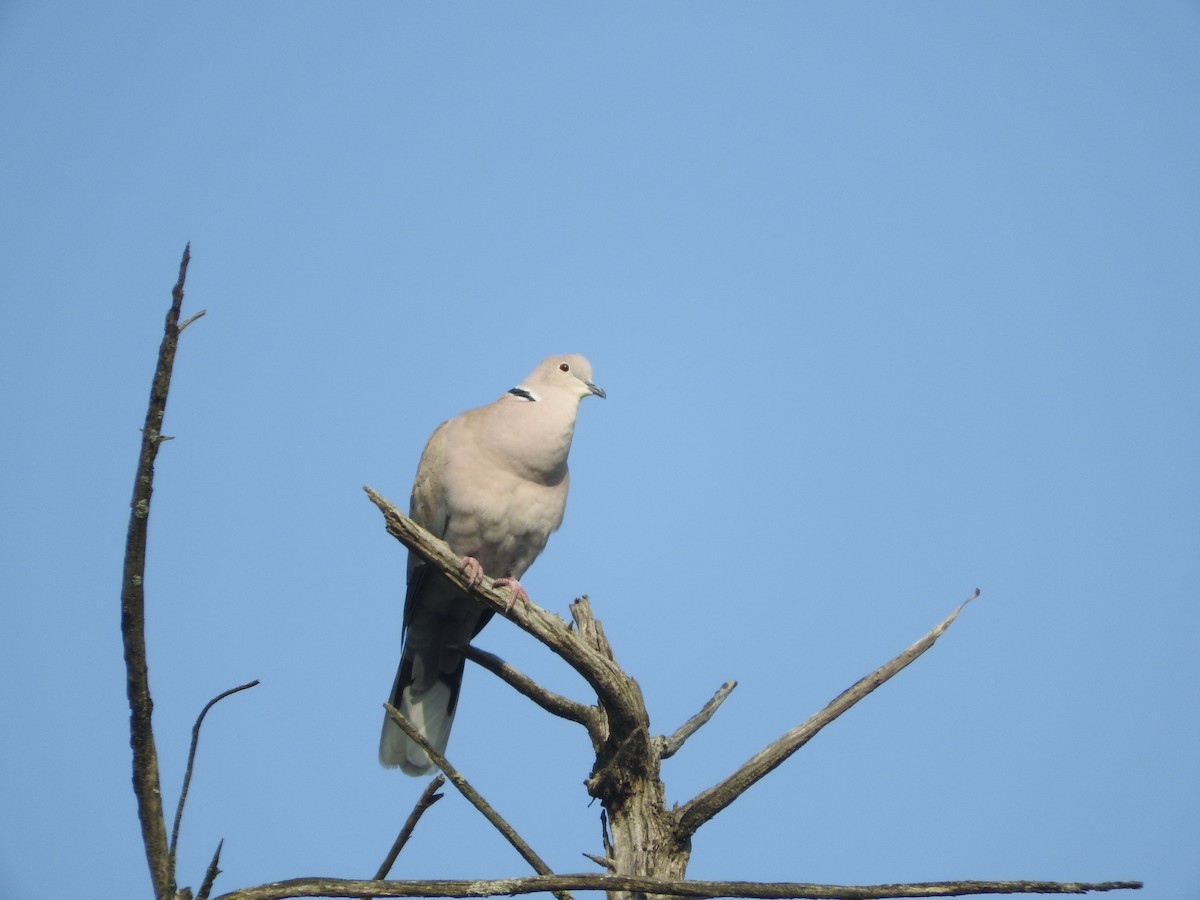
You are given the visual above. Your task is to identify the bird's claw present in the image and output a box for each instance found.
[460,556,485,585]
[492,577,529,612]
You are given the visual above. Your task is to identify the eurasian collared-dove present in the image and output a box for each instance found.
[379,354,605,774]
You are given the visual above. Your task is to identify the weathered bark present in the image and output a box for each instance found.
[122,244,197,900]
[570,598,690,899]
[210,874,1143,900]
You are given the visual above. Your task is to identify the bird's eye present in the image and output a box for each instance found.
[559,362,570,372]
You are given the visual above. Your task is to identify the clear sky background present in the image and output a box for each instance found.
[1,3,1197,899]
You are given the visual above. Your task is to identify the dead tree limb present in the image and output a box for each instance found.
[382,704,572,900]
[210,874,1142,900]
[121,243,200,900]
[197,840,225,900]
[460,644,601,735]
[372,775,445,881]
[657,680,737,760]
[675,590,981,840]
[170,681,261,873]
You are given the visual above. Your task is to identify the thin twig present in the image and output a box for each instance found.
[196,839,224,900]
[658,680,737,759]
[382,704,573,900]
[170,680,261,866]
[122,243,194,900]
[209,873,1141,900]
[180,309,208,332]
[372,776,446,881]
[459,644,600,734]
[675,590,982,840]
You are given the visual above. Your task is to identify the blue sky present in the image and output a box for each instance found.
[1,3,1197,899]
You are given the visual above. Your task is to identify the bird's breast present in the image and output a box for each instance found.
[441,467,568,579]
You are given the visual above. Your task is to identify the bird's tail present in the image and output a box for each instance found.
[379,656,461,775]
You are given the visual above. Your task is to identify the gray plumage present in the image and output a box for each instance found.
[380,354,605,774]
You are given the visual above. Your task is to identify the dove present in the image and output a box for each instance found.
[379,354,605,774]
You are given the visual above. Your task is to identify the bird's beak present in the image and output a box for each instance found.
[586,381,606,399]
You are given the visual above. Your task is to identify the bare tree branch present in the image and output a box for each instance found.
[197,839,224,900]
[372,775,445,882]
[675,590,982,840]
[122,243,194,900]
[180,309,208,332]
[382,704,572,900]
[170,681,261,871]
[460,644,600,736]
[657,680,737,760]
[209,874,1141,900]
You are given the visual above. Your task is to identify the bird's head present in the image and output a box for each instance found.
[509,354,605,404]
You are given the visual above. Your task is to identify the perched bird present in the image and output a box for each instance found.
[379,354,605,774]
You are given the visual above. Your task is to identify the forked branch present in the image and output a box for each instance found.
[382,704,573,900]
[371,775,445,882]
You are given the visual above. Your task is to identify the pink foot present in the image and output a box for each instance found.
[492,577,529,612]
[460,556,484,585]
